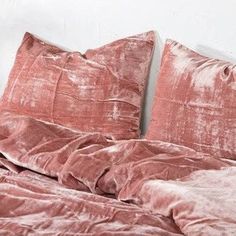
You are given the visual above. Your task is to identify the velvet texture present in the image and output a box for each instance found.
[0,112,235,235]
[0,32,155,140]
[147,40,236,159]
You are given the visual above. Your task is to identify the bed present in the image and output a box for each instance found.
[0,29,235,235]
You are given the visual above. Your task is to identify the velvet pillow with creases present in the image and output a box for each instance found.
[0,31,155,140]
[146,39,236,159]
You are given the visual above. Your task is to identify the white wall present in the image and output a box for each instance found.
[0,0,236,133]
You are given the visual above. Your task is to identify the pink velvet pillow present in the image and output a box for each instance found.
[0,32,155,140]
[147,39,236,159]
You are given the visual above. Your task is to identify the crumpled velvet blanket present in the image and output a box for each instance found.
[0,112,235,235]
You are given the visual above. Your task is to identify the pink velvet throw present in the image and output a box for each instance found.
[0,31,155,140]
[0,112,235,235]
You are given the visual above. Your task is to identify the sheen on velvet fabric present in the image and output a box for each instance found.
[0,31,155,140]
[0,112,236,235]
[146,39,236,159]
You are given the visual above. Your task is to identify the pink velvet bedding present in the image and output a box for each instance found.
[0,112,235,235]
[0,32,155,140]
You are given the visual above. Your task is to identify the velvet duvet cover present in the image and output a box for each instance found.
[0,112,235,236]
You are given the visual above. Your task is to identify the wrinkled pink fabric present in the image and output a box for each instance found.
[0,112,229,193]
[0,155,22,173]
[0,170,182,235]
[147,39,236,159]
[0,112,235,235]
[132,167,236,236]
[0,31,155,140]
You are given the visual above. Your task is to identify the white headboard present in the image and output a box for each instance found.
[0,0,236,133]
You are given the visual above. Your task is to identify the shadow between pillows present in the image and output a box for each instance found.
[0,31,155,140]
[146,39,236,159]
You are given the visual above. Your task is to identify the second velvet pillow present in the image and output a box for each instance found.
[147,39,236,159]
[0,32,155,139]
